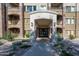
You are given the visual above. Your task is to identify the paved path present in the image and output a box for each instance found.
[22,39,79,56]
[23,41,58,56]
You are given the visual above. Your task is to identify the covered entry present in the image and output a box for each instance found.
[35,19,52,39]
[30,11,57,41]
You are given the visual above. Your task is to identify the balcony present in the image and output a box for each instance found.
[8,3,19,14]
[8,28,20,37]
[8,8,19,15]
[51,3,63,9]
[57,15,63,37]
[8,14,20,28]
[8,3,19,8]
[50,3,63,15]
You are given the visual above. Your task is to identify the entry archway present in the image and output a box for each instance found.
[30,10,57,41]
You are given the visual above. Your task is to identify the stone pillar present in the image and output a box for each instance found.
[51,15,57,42]
[19,3,24,38]
[52,15,57,35]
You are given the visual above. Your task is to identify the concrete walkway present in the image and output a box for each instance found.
[23,41,58,56]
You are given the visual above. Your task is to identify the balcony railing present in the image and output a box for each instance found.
[8,8,20,12]
[8,3,19,8]
[51,3,63,9]
[8,20,19,25]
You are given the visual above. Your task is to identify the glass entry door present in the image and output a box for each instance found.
[38,28,49,37]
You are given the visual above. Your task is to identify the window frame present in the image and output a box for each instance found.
[66,30,75,36]
[27,6,32,12]
[66,6,76,13]
[25,5,37,12]
[65,18,75,24]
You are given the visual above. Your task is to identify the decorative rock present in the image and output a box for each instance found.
[0,39,8,44]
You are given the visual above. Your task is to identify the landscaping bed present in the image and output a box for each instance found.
[0,38,31,56]
[0,39,14,56]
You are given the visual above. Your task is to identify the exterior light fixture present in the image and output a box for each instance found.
[31,22,33,27]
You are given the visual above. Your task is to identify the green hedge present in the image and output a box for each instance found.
[25,32,30,38]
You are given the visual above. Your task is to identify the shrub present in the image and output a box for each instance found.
[56,33,63,41]
[22,39,30,42]
[20,45,28,48]
[19,43,31,48]
[25,32,30,38]
[69,34,75,40]
[0,37,2,40]
[3,32,15,41]
[54,33,73,56]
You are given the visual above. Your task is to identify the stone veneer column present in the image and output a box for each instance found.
[19,3,24,38]
[47,3,51,10]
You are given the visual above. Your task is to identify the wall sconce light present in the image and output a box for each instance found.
[31,22,33,27]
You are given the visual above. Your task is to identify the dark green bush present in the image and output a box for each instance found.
[22,39,30,42]
[3,32,15,41]
[25,32,30,38]
[20,45,28,48]
[69,34,75,40]
[20,44,31,48]
[0,37,2,39]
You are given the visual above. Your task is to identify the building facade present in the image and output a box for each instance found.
[0,3,79,39]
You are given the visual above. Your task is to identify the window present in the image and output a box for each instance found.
[27,6,32,12]
[71,6,76,12]
[66,6,76,12]
[66,6,71,12]
[66,18,71,24]
[66,18,75,24]
[26,5,36,12]
[67,30,75,36]
[71,18,75,24]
